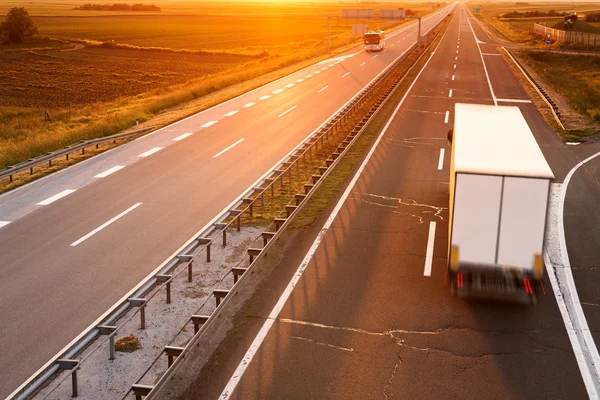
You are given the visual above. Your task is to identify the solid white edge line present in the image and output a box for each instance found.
[0,221,11,228]
[218,13,453,398]
[138,147,163,157]
[342,72,351,78]
[173,132,193,141]
[224,111,238,117]
[94,165,125,178]
[552,150,600,398]
[444,110,450,124]
[37,189,76,206]
[278,106,297,118]
[437,148,445,170]
[213,138,245,158]
[201,120,218,128]
[317,86,329,93]
[464,7,497,106]
[70,202,142,247]
[424,221,437,277]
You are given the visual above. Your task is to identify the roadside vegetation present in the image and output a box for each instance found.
[520,51,600,122]
[0,1,434,170]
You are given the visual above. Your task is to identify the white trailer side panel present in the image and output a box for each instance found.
[497,177,549,269]
[452,173,502,265]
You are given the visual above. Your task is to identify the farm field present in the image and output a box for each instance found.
[0,1,435,170]
[469,1,600,44]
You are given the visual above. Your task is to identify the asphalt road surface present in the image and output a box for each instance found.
[169,5,597,399]
[0,7,452,399]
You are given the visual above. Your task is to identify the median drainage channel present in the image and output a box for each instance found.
[30,17,452,400]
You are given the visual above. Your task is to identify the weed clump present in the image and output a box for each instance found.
[115,335,142,352]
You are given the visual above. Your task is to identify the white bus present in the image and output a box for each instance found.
[364,31,385,52]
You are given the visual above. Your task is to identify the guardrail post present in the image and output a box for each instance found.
[129,298,147,329]
[242,198,253,217]
[57,359,79,397]
[132,384,153,400]
[191,314,210,334]
[262,231,275,246]
[248,248,261,264]
[30,167,33,175]
[213,289,229,307]
[97,325,117,360]
[232,267,248,283]
[164,346,184,368]
[178,254,194,281]
[156,275,172,303]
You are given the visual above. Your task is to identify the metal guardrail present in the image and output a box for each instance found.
[503,47,566,130]
[139,17,450,400]
[0,127,153,182]
[8,13,451,400]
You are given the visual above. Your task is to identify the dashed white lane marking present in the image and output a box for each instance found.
[496,98,532,103]
[456,50,459,54]
[37,189,76,206]
[444,111,450,124]
[452,75,455,81]
[314,71,321,74]
[0,221,11,228]
[317,86,329,93]
[259,95,271,100]
[424,221,437,277]
[218,18,452,398]
[285,83,295,88]
[278,105,297,118]
[296,79,304,83]
[437,148,445,170]
[449,89,453,98]
[391,44,396,47]
[328,64,335,67]
[213,138,245,158]
[201,120,218,128]
[321,67,328,70]
[272,89,284,94]
[173,132,193,141]
[360,62,366,67]
[243,102,256,108]
[138,147,163,157]
[70,202,142,247]
[453,64,456,69]
[305,74,313,78]
[95,165,125,178]
[455,56,458,60]
[224,110,238,117]
[373,55,379,58]
[342,72,351,78]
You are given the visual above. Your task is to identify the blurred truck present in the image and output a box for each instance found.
[447,104,555,303]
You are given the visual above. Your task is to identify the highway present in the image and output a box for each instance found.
[161,5,597,399]
[0,8,451,399]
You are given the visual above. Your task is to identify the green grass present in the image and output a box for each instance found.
[521,50,600,121]
[551,19,600,33]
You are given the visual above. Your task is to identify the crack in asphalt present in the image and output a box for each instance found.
[291,336,354,352]
[358,193,447,221]
[383,351,403,400]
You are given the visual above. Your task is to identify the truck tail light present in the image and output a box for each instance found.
[523,278,532,295]
[457,273,463,288]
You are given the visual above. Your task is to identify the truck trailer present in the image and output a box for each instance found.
[447,104,555,303]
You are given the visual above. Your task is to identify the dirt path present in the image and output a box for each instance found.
[60,43,85,52]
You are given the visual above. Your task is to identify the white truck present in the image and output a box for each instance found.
[447,104,555,302]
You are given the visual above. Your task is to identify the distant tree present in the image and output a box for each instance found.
[0,7,38,44]
[586,12,600,23]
